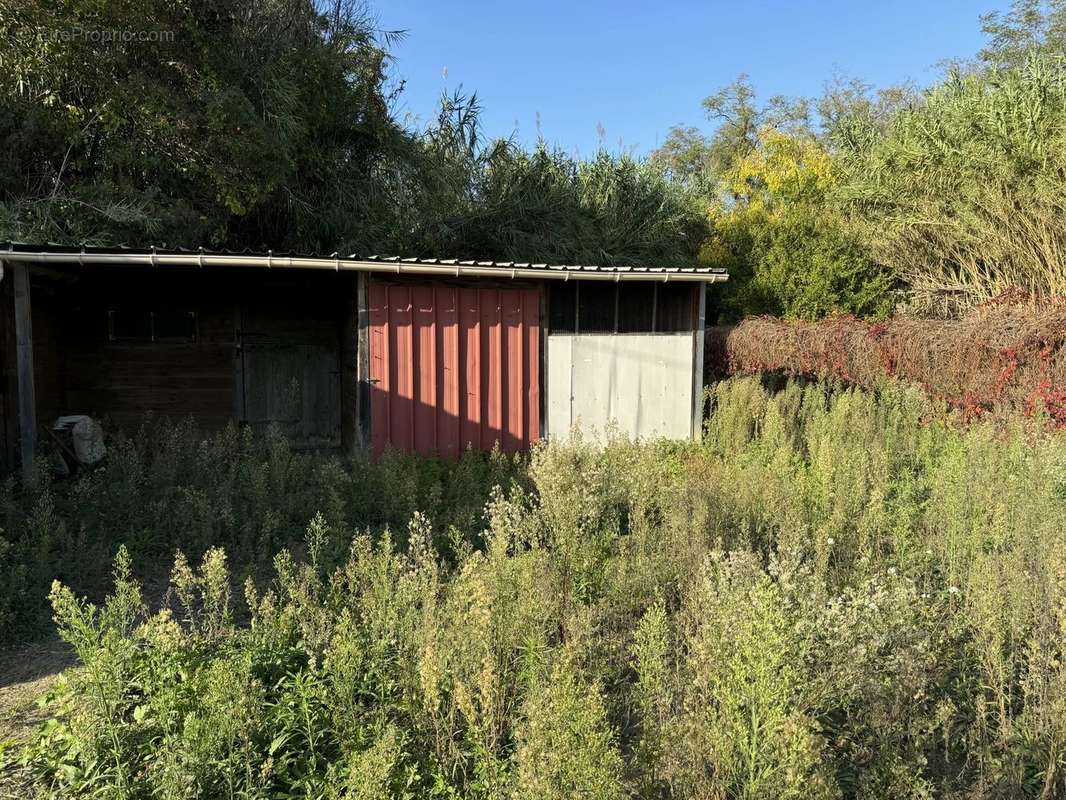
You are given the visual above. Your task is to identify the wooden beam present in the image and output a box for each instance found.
[355,271,371,452]
[0,268,15,474]
[340,273,362,456]
[12,263,37,478]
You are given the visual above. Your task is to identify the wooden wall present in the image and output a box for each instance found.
[0,275,15,473]
[26,267,352,439]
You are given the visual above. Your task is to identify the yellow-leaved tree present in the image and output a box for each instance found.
[703,129,893,321]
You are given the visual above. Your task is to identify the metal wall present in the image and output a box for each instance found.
[368,283,541,457]
[546,334,696,440]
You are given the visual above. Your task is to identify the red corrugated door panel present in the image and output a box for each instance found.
[523,289,540,442]
[413,286,437,456]
[437,288,461,458]
[502,289,524,451]
[368,281,541,457]
[388,285,414,453]
[368,283,390,458]
[480,289,503,451]
[459,288,481,452]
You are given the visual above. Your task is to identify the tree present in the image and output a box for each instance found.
[648,126,714,186]
[979,0,1066,68]
[0,0,409,251]
[703,129,893,320]
[649,75,811,194]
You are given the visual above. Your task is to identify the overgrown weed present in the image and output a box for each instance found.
[3,377,1066,798]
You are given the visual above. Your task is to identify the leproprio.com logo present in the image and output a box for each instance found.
[21,27,176,44]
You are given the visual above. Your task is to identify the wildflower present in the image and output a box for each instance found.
[948,586,960,595]
[826,537,835,546]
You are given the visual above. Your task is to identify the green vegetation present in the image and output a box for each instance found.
[0,421,525,644]
[5,1,1066,796]
[835,55,1066,316]
[657,0,1066,319]
[2,377,1065,797]
[0,0,706,267]
[9,0,1066,317]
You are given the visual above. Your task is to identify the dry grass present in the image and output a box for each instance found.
[0,639,72,797]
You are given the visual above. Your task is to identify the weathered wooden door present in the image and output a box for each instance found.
[238,308,342,449]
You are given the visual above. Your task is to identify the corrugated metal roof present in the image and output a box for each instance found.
[0,242,728,282]
[361,254,725,276]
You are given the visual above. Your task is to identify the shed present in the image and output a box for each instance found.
[0,244,727,476]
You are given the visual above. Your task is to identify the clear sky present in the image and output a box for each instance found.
[379,0,1010,157]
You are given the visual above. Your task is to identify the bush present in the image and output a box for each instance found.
[706,299,1066,425]
[4,376,1066,798]
[702,129,893,322]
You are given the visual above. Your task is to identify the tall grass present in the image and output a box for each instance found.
[0,419,525,644]
[4,376,1066,798]
[836,55,1066,316]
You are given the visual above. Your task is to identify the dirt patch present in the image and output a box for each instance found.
[0,638,72,797]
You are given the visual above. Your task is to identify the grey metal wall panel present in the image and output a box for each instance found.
[546,334,694,440]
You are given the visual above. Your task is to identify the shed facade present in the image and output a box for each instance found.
[0,246,726,476]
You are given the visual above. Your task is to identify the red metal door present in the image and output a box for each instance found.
[368,283,540,457]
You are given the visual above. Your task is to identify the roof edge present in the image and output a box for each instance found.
[0,245,728,283]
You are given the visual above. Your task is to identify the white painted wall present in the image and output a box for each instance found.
[546,334,695,441]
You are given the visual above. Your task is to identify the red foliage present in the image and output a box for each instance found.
[705,297,1066,428]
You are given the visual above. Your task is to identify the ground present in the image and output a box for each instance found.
[0,639,71,798]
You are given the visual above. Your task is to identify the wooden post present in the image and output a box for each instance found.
[12,262,36,479]
[342,271,371,456]
[539,286,548,440]
[355,272,371,451]
[691,283,707,440]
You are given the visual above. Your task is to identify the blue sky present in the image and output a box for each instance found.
[379,0,1009,156]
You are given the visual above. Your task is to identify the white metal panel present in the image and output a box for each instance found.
[547,334,574,435]
[546,334,694,440]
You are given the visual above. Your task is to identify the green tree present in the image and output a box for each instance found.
[0,0,410,251]
[979,0,1066,68]
[704,128,892,320]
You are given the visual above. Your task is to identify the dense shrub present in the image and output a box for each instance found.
[706,299,1066,424]
[3,377,1066,797]
[702,129,894,322]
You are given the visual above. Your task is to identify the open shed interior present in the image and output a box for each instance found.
[0,249,723,474]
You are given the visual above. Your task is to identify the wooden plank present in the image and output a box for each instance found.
[0,271,14,473]
[233,305,245,423]
[13,264,36,479]
[340,275,359,455]
[355,273,370,453]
